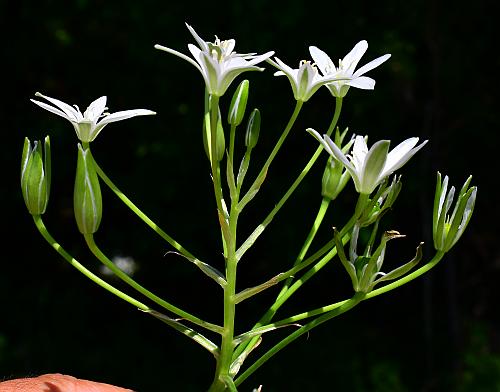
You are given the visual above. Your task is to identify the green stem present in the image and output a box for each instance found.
[234,292,364,387]
[233,193,367,360]
[91,155,197,261]
[278,197,331,298]
[236,98,343,261]
[83,233,223,334]
[33,215,148,310]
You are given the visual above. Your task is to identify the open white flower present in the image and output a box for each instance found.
[309,129,427,194]
[309,41,391,98]
[267,58,348,102]
[155,23,274,97]
[31,92,156,143]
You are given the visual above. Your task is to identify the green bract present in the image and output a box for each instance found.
[433,172,477,252]
[74,144,102,234]
[21,136,51,215]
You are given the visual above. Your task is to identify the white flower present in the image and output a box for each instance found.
[267,58,348,102]
[309,129,427,194]
[31,92,156,143]
[309,41,391,98]
[155,23,274,97]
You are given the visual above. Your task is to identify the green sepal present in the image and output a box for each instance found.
[74,144,102,234]
[228,79,249,126]
[245,109,261,149]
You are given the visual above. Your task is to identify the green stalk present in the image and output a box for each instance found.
[234,292,365,387]
[91,154,197,261]
[236,98,343,261]
[83,233,223,334]
[278,197,331,298]
[233,193,367,360]
[33,215,148,310]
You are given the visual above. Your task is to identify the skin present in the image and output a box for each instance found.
[0,374,133,392]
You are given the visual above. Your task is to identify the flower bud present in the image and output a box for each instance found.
[228,80,249,126]
[21,136,51,215]
[433,172,476,252]
[358,175,402,226]
[321,157,350,200]
[245,109,261,149]
[74,144,102,234]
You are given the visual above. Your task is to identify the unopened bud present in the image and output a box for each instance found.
[21,136,51,215]
[74,144,102,234]
[228,80,249,126]
[245,109,261,149]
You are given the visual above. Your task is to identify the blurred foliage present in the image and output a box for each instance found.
[1,0,499,390]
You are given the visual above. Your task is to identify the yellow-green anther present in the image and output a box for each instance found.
[74,144,102,234]
[228,80,249,126]
[245,109,261,149]
[21,136,50,215]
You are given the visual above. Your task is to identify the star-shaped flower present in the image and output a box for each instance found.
[267,58,348,102]
[155,23,274,97]
[309,41,391,98]
[31,92,156,143]
[309,129,427,195]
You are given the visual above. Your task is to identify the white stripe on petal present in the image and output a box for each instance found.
[34,92,81,121]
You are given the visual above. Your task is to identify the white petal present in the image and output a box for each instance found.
[385,137,419,168]
[154,44,202,72]
[342,40,368,71]
[185,23,209,51]
[34,92,81,121]
[98,109,156,126]
[245,51,274,67]
[84,96,107,121]
[347,76,375,90]
[351,136,369,171]
[309,46,335,75]
[353,54,391,77]
[381,139,428,178]
[323,135,356,173]
[31,99,71,121]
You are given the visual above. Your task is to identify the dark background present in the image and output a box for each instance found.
[1,0,498,391]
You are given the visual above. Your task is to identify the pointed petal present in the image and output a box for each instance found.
[381,139,428,178]
[360,140,390,194]
[343,40,368,72]
[155,44,203,72]
[97,109,156,126]
[31,99,71,121]
[309,46,335,75]
[34,92,81,121]
[185,23,209,51]
[323,134,358,178]
[84,96,107,121]
[245,51,274,67]
[347,76,375,90]
[353,54,391,77]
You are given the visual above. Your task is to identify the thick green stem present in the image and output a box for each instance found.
[234,292,365,387]
[83,233,222,334]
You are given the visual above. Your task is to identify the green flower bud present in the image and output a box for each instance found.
[74,144,102,234]
[21,136,51,215]
[433,172,476,252]
[228,80,249,126]
[321,156,350,200]
[245,109,261,149]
